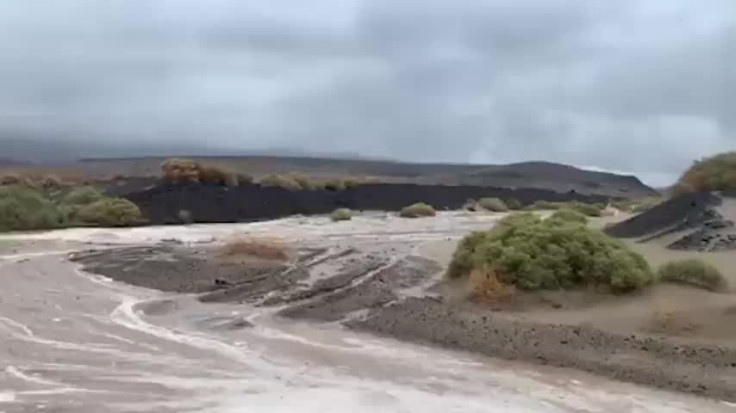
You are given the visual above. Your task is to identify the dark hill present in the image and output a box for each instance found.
[75,156,655,198]
[125,182,610,225]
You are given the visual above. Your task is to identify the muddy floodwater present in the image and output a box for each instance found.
[0,212,733,412]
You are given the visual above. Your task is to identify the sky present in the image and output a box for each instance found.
[0,0,733,186]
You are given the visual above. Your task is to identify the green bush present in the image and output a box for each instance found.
[504,198,522,210]
[477,197,509,212]
[291,175,315,190]
[657,259,727,292]
[343,178,362,189]
[62,186,105,205]
[324,179,346,191]
[528,200,564,210]
[75,198,144,227]
[675,152,736,193]
[571,202,602,217]
[0,186,67,231]
[330,208,353,222]
[447,212,654,292]
[463,199,477,211]
[549,208,588,224]
[259,174,303,191]
[399,202,436,218]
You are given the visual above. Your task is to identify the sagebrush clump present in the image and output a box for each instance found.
[477,197,508,212]
[62,186,105,206]
[447,212,654,292]
[528,200,602,217]
[160,158,241,186]
[0,186,67,231]
[549,208,588,224]
[504,198,522,210]
[675,151,736,193]
[75,198,143,227]
[0,184,144,232]
[330,208,353,222]
[259,174,303,191]
[399,202,436,218]
[658,259,727,292]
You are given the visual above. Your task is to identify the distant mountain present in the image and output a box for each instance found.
[0,133,655,197]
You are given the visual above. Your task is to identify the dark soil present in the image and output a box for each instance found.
[123,182,612,225]
[605,192,736,251]
[605,192,722,239]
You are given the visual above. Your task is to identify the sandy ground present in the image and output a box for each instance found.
[1,212,736,412]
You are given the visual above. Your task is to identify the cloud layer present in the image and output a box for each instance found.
[0,0,733,184]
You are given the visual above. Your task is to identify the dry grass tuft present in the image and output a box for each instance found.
[219,237,289,261]
[647,303,702,336]
[467,266,516,304]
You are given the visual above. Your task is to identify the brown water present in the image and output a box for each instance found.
[1,212,733,412]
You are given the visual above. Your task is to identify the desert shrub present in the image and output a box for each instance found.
[675,152,736,193]
[324,179,346,191]
[220,238,288,261]
[549,208,588,224]
[161,158,203,183]
[467,265,516,303]
[528,200,564,210]
[526,200,601,216]
[41,175,64,190]
[259,174,303,191]
[178,209,193,224]
[236,173,254,186]
[75,198,143,227]
[399,202,436,218]
[463,199,477,211]
[62,186,105,205]
[161,158,241,187]
[447,212,654,292]
[477,197,508,212]
[0,173,21,186]
[504,198,522,210]
[343,178,362,189]
[291,174,315,190]
[0,186,66,231]
[330,208,353,222]
[570,201,602,217]
[657,259,727,292]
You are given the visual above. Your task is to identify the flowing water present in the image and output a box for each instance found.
[0,213,733,412]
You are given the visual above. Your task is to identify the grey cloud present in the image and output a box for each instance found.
[0,0,734,186]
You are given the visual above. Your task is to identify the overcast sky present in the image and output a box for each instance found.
[0,0,733,185]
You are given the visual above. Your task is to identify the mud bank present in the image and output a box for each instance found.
[123,182,611,224]
[349,299,736,401]
[72,242,736,402]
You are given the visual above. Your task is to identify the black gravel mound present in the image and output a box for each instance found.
[604,192,722,239]
[123,182,610,225]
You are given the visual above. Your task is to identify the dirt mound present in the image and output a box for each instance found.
[605,192,736,251]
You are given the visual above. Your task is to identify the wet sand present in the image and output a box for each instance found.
[2,212,736,411]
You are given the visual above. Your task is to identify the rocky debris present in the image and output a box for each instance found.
[669,228,736,252]
[277,256,441,322]
[606,192,721,239]
[606,192,736,251]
